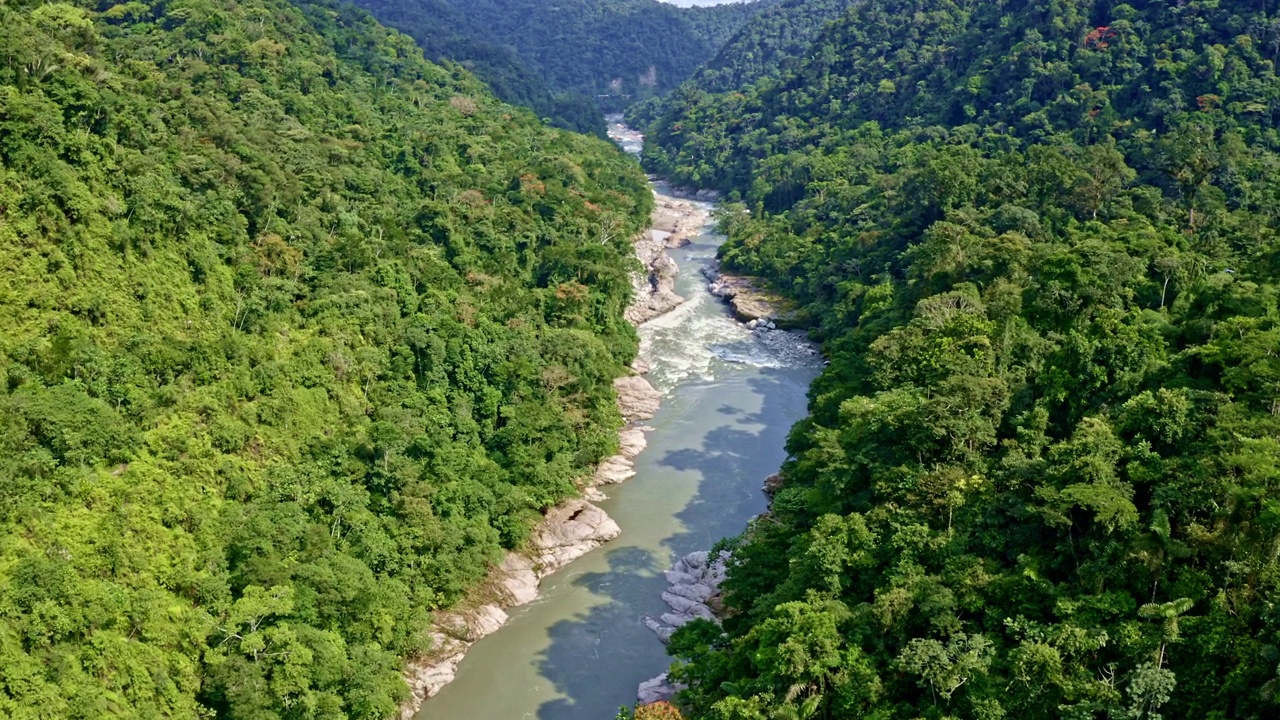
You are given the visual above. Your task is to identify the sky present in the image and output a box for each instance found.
[659,0,750,6]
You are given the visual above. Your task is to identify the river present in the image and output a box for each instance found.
[415,119,821,720]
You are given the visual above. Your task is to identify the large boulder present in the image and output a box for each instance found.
[530,500,622,572]
[614,375,661,422]
[645,550,731,643]
[638,673,686,705]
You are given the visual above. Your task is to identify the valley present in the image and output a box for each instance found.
[4,1,1280,719]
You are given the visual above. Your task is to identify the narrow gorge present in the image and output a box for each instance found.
[409,119,822,719]
[10,2,1279,717]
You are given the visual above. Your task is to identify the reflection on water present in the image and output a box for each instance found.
[416,124,819,720]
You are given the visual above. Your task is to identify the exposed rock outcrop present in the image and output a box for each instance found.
[626,191,707,325]
[594,455,637,486]
[614,374,662,423]
[643,550,729,643]
[618,425,649,457]
[402,605,507,709]
[705,267,797,326]
[529,500,622,570]
[593,425,653,487]
[650,192,708,246]
[625,238,684,325]
[636,551,729,706]
[399,502,621,717]
[637,673,686,706]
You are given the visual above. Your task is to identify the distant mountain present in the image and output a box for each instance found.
[341,0,604,134]
[662,0,752,7]
[643,0,1280,195]
[626,0,857,129]
[352,0,778,134]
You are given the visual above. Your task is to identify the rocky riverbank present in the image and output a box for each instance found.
[703,260,799,327]
[397,185,701,719]
[631,469,797,708]
[626,190,709,325]
[636,550,731,706]
[398,498,624,716]
[643,550,729,644]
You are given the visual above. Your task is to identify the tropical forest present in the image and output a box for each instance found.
[640,1,1280,719]
[0,0,650,715]
[3,0,1280,719]
[349,0,778,134]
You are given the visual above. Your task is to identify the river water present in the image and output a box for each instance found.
[416,120,820,720]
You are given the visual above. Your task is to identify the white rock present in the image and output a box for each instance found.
[661,592,705,615]
[594,455,635,485]
[682,551,710,570]
[497,571,538,607]
[617,426,649,459]
[666,582,714,602]
[530,500,621,574]
[614,375,661,422]
[469,605,509,638]
[647,550,732,644]
[398,604,509,717]
[660,612,692,628]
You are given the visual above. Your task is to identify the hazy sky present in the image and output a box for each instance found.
[659,0,750,6]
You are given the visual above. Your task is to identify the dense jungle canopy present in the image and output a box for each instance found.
[636,1,1280,718]
[8,0,1280,717]
[350,0,779,134]
[0,0,651,716]
[625,0,858,129]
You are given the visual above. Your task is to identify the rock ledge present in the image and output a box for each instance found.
[703,262,798,326]
[643,550,729,643]
[627,190,707,325]
[637,550,730,707]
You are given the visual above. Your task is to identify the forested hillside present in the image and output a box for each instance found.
[339,0,607,134]
[625,0,857,129]
[641,1,1280,718]
[0,0,651,717]
[352,0,775,131]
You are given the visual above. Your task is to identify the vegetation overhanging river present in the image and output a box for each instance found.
[416,120,822,720]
